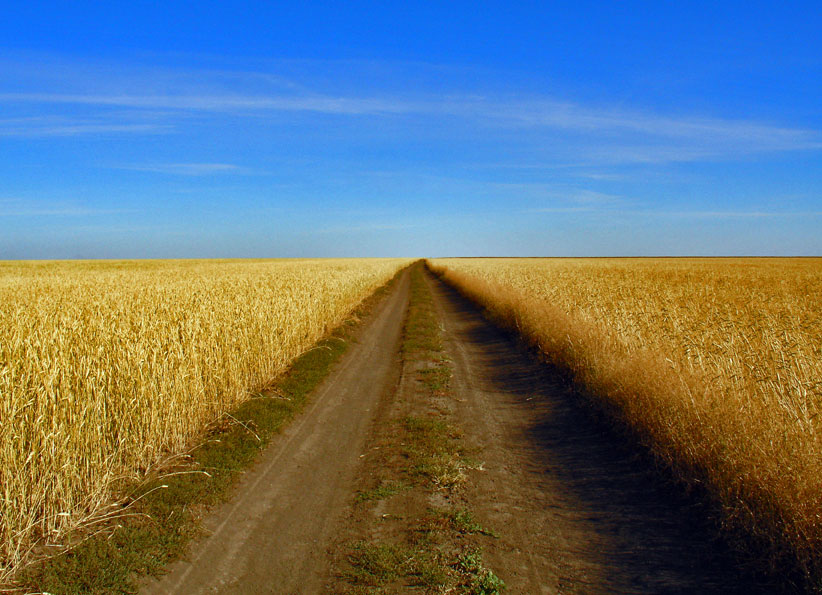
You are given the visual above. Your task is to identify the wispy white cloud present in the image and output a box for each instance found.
[1,123,171,136]
[0,115,172,137]
[112,162,251,175]
[0,197,137,217]
[566,189,621,204]
[1,53,820,163]
[485,99,817,146]
[652,210,822,219]
[0,205,138,217]
[526,206,598,213]
[574,172,630,181]
[0,92,418,115]
[315,222,420,234]
[520,187,625,214]
[524,208,822,220]
[488,183,623,205]
[576,145,726,165]
[4,90,816,161]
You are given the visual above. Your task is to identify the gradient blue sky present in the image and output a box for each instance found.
[1,1,821,258]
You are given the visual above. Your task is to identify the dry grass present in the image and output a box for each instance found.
[0,258,410,580]
[428,257,822,584]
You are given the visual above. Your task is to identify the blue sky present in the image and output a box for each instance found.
[1,1,820,258]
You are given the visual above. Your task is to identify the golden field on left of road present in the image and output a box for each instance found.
[0,258,410,579]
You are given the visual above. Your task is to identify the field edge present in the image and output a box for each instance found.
[11,262,415,595]
[425,259,819,592]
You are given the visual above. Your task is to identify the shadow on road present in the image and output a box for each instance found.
[435,278,786,594]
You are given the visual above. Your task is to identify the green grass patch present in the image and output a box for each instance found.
[447,508,498,538]
[340,264,503,594]
[399,415,471,490]
[455,549,506,594]
[416,365,452,393]
[355,481,409,503]
[345,540,502,595]
[345,541,450,592]
[346,542,414,584]
[402,267,442,356]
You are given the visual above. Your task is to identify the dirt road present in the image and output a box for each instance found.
[144,265,771,594]
[143,271,409,594]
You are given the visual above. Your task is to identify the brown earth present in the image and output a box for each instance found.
[143,266,777,594]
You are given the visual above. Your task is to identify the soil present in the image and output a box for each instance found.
[142,266,777,594]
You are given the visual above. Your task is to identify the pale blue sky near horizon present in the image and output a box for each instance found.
[1,1,821,258]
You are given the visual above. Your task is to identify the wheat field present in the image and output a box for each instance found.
[428,257,822,580]
[0,258,409,578]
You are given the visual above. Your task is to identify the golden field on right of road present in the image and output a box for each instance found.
[428,257,822,581]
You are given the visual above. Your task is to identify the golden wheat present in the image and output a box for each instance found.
[429,257,822,581]
[0,258,410,579]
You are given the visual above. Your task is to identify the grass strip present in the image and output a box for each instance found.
[341,263,503,594]
[16,266,409,595]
